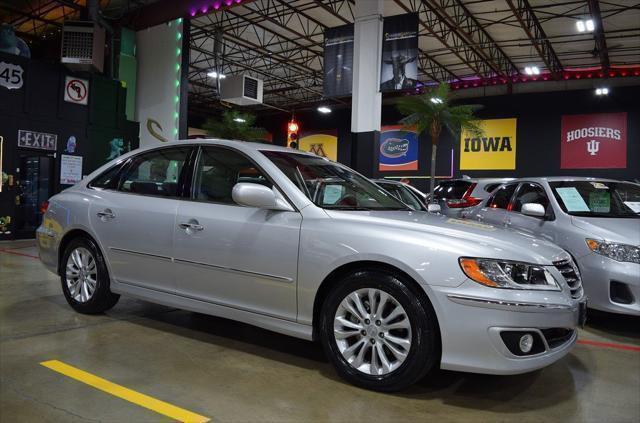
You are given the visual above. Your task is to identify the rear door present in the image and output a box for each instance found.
[88,146,192,292]
[172,146,301,321]
[472,183,519,226]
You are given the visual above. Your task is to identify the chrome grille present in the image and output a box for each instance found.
[553,259,583,299]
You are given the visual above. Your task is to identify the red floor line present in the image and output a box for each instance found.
[577,339,640,352]
[0,248,40,260]
[7,244,37,250]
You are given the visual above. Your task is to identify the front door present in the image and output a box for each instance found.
[504,182,556,243]
[173,146,301,321]
[14,153,54,239]
[88,147,191,293]
[474,183,518,227]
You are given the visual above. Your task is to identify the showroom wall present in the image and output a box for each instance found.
[0,52,139,239]
[256,85,640,192]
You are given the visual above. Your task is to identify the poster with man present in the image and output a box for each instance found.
[380,14,419,92]
[323,24,354,97]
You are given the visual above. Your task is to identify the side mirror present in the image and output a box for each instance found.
[232,183,293,211]
[521,203,546,218]
[427,203,442,213]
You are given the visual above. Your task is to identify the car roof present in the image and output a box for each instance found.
[509,176,634,184]
[441,178,515,184]
[136,138,316,156]
[373,179,404,185]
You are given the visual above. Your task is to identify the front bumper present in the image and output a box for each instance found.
[428,280,583,375]
[578,253,640,316]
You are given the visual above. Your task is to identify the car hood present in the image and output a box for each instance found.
[325,210,570,265]
[571,216,640,245]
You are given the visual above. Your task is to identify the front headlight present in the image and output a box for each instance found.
[586,239,640,264]
[459,257,560,291]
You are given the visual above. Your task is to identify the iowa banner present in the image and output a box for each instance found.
[561,112,627,169]
[323,24,354,97]
[460,118,517,170]
[299,131,338,161]
[379,125,418,171]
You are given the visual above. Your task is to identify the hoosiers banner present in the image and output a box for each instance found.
[299,131,338,161]
[460,118,517,170]
[561,112,627,169]
[379,125,418,171]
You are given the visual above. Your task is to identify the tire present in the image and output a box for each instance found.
[319,270,439,392]
[60,236,120,314]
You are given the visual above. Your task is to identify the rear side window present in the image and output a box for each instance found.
[119,147,191,198]
[484,183,502,193]
[487,183,518,209]
[433,181,473,200]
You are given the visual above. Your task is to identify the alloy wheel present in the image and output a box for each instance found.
[65,247,97,303]
[333,288,412,376]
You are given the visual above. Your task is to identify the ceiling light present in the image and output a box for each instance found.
[234,117,246,123]
[576,20,586,32]
[585,19,595,31]
[317,106,332,114]
[430,97,443,104]
[207,71,226,79]
[595,87,609,96]
[218,73,226,79]
[524,66,540,75]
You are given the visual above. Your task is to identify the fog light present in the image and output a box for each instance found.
[519,334,534,353]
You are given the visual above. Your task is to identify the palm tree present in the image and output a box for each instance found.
[203,110,268,142]
[396,83,483,202]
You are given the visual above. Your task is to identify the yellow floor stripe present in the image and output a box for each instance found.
[40,360,210,423]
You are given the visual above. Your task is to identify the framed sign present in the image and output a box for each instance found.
[299,131,338,161]
[0,61,24,90]
[18,130,57,151]
[561,112,627,169]
[460,118,517,170]
[379,125,419,171]
[60,154,83,185]
[64,76,89,105]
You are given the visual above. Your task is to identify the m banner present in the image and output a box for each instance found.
[379,125,418,171]
[323,24,354,97]
[380,14,419,92]
[460,118,517,170]
[561,112,627,169]
[299,131,338,161]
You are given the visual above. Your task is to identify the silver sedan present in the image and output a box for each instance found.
[37,140,586,391]
[464,177,639,316]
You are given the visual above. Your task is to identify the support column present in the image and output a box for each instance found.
[350,0,383,177]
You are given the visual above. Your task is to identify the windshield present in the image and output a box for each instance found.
[262,151,409,210]
[549,180,640,218]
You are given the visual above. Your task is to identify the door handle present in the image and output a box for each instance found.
[179,221,204,232]
[97,209,115,220]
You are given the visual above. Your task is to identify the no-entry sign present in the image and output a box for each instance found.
[64,76,89,105]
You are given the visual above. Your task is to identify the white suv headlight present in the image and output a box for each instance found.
[459,258,560,291]
[586,239,640,264]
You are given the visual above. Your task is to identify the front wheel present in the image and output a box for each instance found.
[319,270,439,391]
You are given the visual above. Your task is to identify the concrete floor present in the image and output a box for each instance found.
[1,240,639,423]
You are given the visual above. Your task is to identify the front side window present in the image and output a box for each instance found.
[119,147,190,198]
[262,151,408,210]
[487,183,518,210]
[90,161,126,190]
[193,147,271,204]
[512,183,549,213]
[550,181,640,218]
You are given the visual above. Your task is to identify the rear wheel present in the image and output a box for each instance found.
[319,270,439,391]
[61,237,119,314]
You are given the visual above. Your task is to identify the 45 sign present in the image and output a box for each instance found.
[0,62,24,90]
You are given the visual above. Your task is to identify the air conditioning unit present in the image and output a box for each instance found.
[61,21,105,72]
[220,74,263,105]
